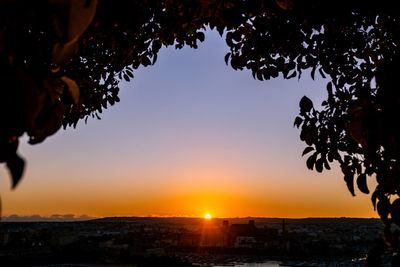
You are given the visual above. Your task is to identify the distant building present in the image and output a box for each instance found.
[198,220,259,248]
[234,236,256,248]
[0,227,9,246]
[178,233,201,247]
[51,231,79,246]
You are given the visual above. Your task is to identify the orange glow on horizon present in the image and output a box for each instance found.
[204,214,212,219]
[0,161,379,219]
[0,184,379,218]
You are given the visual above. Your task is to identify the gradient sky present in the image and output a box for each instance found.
[0,30,378,219]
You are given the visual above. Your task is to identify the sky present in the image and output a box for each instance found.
[0,30,378,219]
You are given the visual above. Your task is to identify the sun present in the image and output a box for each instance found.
[204,214,212,219]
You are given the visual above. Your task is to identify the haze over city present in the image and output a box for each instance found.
[0,30,377,219]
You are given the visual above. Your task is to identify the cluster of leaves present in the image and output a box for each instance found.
[0,0,212,188]
[221,1,400,246]
[2,0,400,254]
[279,2,400,255]
[206,0,400,253]
[0,0,99,189]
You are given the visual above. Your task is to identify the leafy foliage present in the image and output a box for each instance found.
[1,0,400,255]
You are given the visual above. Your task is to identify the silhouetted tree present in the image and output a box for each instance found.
[1,0,400,258]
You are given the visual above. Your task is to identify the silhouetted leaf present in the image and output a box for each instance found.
[311,66,316,80]
[59,0,98,41]
[348,112,366,145]
[152,40,162,52]
[324,160,331,170]
[377,198,390,220]
[299,96,313,114]
[391,199,400,224]
[125,70,134,78]
[216,24,224,36]
[344,172,355,196]
[51,41,79,66]
[6,152,25,189]
[287,70,296,79]
[224,53,231,65]
[197,32,205,42]
[152,54,158,65]
[232,31,241,42]
[302,146,314,156]
[61,76,80,104]
[318,68,326,78]
[337,76,345,88]
[300,125,310,141]
[256,71,263,81]
[44,77,65,104]
[15,68,46,131]
[28,103,67,145]
[226,32,233,46]
[356,173,369,194]
[372,190,379,210]
[293,116,303,128]
[306,153,317,170]
[327,152,334,163]
[326,81,333,94]
[141,56,151,66]
[315,158,323,173]
[275,0,294,10]
[305,130,313,146]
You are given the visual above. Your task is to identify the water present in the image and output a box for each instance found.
[213,262,282,267]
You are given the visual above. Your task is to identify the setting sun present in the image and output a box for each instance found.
[204,214,212,219]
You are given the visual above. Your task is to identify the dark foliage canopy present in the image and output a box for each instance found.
[1,0,400,253]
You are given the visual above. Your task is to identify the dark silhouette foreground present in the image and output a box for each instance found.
[1,0,400,263]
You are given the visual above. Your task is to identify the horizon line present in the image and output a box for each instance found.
[1,214,380,222]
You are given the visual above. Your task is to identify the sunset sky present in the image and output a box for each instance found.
[0,30,378,219]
